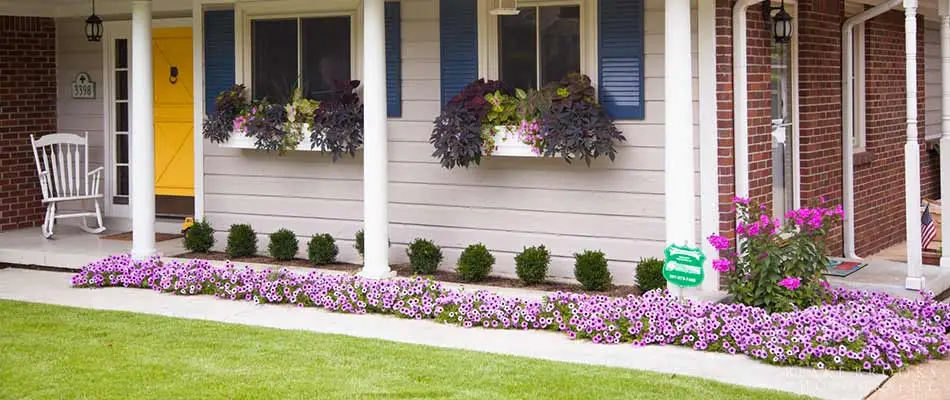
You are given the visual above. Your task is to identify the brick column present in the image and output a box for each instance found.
[0,16,56,232]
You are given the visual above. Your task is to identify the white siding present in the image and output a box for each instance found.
[56,18,107,212]
[203,0,702,284]
[925,20,941,140]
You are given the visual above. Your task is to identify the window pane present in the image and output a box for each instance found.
[115,39,128,69]
[302,17,352,101]
[499,8,537,90]
[252,19,298,103]
[115,102,128,132]
[539,6,580,86]
[116,134,129,164]
[115,71,128,100]
[116,165,129,196]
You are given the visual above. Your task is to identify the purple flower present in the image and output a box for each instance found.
[777,277,801,291]
[707,234,730,251]
[712,258,734,273]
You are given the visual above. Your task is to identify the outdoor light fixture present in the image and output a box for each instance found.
[489,0,520,15]
[85,0,103,42]
[763,0,793,44]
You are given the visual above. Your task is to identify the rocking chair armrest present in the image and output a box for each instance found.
[87,166,104,177]
[86,167,104,196]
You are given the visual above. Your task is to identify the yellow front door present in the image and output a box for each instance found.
[152,27,194,197]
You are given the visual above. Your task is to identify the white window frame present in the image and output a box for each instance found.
[235,0,363,98]
[477,0,598,89]
[852,23,867,152]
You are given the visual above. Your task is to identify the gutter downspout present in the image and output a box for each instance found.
[841,0,902,260]
[733,0,764,201]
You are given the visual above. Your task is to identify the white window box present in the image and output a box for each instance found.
[219,127,320,152]
[487,125,540,157]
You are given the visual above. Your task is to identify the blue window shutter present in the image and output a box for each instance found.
[598,0,644,120]
[439,0,478,105]
[385,2,402,118]
[204,10,235,116]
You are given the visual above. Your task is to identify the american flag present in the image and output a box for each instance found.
[922,204,937,249]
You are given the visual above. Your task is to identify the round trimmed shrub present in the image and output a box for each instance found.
[406,238,443,275]
[456,243,495,282]
[635,257,666,292]
[308,233,339,265]
[183,219,215,253]
[574,250,612,291]
[268,229,299,261]
[226,224,258,258]
[515,245,550,285]
[354,229,365,258]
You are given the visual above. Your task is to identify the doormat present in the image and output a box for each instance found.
[101,232,183,242]
[824,260,868,278]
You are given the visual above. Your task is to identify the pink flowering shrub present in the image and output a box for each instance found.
[73,255,950,374]
[708,197,844,313]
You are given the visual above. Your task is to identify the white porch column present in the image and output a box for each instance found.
[939,0,950,268]
[665,0,695,294]
[130,0,156,259]
[904,0,924,290]
[359,0,392,279]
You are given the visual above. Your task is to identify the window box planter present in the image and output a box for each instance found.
[219,126,321,152]
[487,126,540,157]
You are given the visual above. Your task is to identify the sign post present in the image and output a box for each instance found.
[663,244,706,300]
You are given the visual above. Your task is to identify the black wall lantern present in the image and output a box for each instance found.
[85,0,103,42]
[763,0,793,44]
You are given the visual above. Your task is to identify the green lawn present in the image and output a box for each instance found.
[0,300,809,400]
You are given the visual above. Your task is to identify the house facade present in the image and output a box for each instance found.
[0,0,947,291]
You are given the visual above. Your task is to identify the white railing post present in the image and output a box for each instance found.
[359,0,393,279]
[939,0,950,269]
[904,0,924,290]
[665,0,695,295]
[131,0,156,259]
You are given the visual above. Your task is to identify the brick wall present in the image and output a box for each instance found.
[796,0,845,253]
[715,0,774,244]
[0,16,56,232]
[853,11,937,255]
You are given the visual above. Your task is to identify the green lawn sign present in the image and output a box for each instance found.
[662,244,705,288]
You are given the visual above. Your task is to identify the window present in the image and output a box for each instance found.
[250,16,352,102]
[482,2,588,89]
[113,38,130,205]
[852,23,866,151]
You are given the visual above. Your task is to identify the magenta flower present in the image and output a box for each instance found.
[712,258,733,272]
[707,234,730,251]
[777,276,801,291]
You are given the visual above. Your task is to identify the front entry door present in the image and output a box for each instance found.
[152,27,195,217]
[770,15,795,219]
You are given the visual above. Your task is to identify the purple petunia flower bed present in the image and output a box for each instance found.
[73,255,950,375]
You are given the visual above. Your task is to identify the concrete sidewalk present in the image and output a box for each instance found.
[0,268,886,400]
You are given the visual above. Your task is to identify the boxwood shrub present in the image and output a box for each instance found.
[635,257,666,293]
[268,229,299,261]
[456,243,495,282]
[183,219,214,253]
[226,224,258,258]
[515,245,550,285]
[574,250,612,291]
[308,234,339,265]
[406,238,443,275]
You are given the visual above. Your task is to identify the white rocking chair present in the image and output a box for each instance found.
[30,133,106,238]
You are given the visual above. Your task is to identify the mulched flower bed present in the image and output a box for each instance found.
[75,255,950,375]
[175,251,641,298]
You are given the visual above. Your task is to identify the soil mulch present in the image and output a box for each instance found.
[175,251,642,298]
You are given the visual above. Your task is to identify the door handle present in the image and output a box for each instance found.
[169,66,179,84]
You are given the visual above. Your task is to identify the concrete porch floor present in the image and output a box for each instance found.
[824,241,950,299]
[0,225,185,270]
